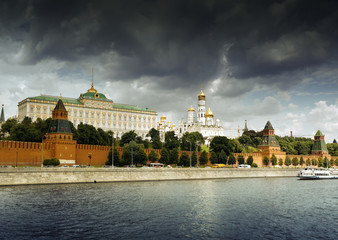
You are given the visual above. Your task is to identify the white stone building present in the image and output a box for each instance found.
[18,84,157,138]
[176,89,224,144]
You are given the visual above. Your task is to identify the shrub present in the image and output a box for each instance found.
[251,163,258,168]
[43,158,60,166]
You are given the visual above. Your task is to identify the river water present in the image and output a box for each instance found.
[0,178,337,240]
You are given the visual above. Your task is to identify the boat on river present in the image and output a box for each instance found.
[298,168,338,180]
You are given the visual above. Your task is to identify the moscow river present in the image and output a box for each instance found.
[0,178,337,240]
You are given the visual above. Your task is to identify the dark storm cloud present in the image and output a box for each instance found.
[1,0,338,89]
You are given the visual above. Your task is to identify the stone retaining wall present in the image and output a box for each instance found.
[0,168,299,186]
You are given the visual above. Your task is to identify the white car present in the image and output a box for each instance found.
[238,164,251,168]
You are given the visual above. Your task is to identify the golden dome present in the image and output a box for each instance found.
[198,88,206,100]
[87,83,98,93]
[205,107,214,118]
[160,114,166,121]
[188,105,195,112]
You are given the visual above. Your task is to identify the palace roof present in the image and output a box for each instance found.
[24,95,155,113]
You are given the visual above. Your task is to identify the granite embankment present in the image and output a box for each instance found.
[0,168,300,186]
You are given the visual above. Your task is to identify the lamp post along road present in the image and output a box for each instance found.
[131,145,134,167]
[41,136,45,168]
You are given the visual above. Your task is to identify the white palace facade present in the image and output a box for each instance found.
[18,84,157,138]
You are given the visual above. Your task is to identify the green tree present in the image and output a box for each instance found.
[335,158,338,166]
[263,156,270,167]
[148,150,159,163]
[1,118,18,135]
[311,158,318,166]
[278,158,283,166]
[164,131,179,150]
[147,128,162,149]
[122,140,147,166]
[179,152,190,167]
[10,123,40,142]
[285,156,291,166]
[228,154,236,166]
[210,136,234,155]
[329,159,334,167]
[191,152,198,167]
[218,150,227,164]
[169,148,179,165]
[237,155,245,165]
[120,131,137,147]
[270,154,277,166]
[292,157,299,167]
[323,157,329,168]
[253,137,262,147]
[246,156,254,166]
[106,148,121,166]
[180,132,204,151]
[299,156,305,166]
[210,152,218,164]
[318,157,324,167]
[306,158,311,166]
[238,135,252,146]
[136,147,148,166]
[199,151,208,166]
[75,123,103,145]
[160,148,170,165]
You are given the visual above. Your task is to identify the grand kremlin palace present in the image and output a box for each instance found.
[17,84,157,138]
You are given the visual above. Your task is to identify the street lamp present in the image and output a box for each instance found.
[41,135,46,168]
[112,132,114,167]
[131,145,134,167]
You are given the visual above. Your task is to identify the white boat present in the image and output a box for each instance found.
[298,168,338,180]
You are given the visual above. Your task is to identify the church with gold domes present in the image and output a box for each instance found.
[176,89,224,144]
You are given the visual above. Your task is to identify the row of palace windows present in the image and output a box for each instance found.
[29,104,156,122]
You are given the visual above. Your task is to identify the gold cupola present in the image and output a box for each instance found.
[205,107,214,118]
[198,88,206,101]
[87,82,98,93]
[188,105,195,112]
[160,114,166,122]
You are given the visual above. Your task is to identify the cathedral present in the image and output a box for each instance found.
[176,89,224,144]
[17,83,157,139]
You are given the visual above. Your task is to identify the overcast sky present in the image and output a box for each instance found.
[1,0,338,141]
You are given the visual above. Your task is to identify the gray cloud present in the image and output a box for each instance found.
[1,0,337,91]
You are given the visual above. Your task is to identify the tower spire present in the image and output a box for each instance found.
[91,67,94,88]
[0,104,4,123]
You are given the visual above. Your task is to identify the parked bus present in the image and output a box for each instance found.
[148,163,164,168]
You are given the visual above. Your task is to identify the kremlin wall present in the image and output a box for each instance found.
[0,98,336,168]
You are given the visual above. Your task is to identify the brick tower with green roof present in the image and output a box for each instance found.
[259,121,280,147]
[44,98,76,165]
[312,130,328,155]
[258,121,285,161]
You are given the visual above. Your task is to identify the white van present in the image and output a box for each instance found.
[238,164,251,168]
